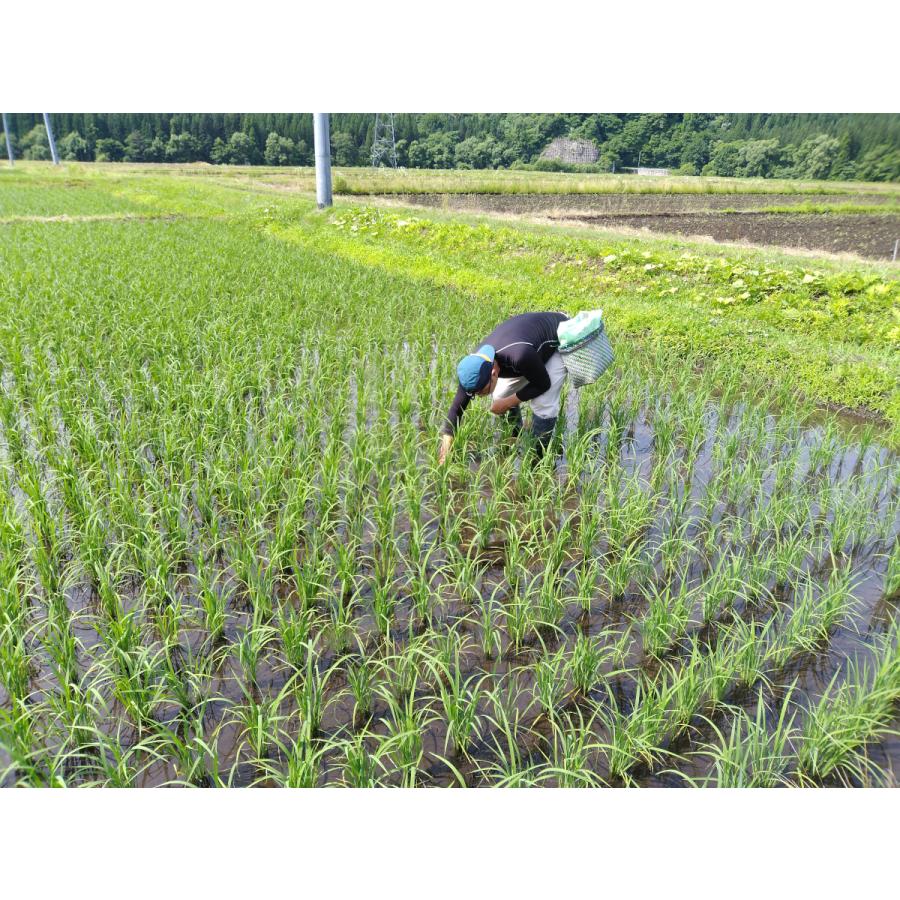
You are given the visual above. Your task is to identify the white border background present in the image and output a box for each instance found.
[5,1,899,110]
[2,1,897,894]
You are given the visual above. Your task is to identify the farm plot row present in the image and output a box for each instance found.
[1,213,898,787]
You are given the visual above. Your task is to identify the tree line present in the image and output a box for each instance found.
[2,113,897,181]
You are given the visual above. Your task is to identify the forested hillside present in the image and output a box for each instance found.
[3,113,897,181]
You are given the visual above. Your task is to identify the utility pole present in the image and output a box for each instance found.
[313,113,332,208]
[2,113,13,166]
[43,113,59,165]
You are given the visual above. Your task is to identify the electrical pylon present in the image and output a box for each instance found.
[370,113,398,168]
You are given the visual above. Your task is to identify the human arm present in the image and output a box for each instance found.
[439,385,471,463]
[490,393,521,415]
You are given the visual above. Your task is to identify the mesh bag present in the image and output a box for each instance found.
[558,320,614,388]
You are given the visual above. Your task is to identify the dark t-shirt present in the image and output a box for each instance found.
[442,311,569,436]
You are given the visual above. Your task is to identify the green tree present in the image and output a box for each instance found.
[123,130,148,162]
[264,132,297,166]
[95,138,125,162]
[331,131,357,166]
[165,132,203,162]
[0,131,18,160]
[855,144,900,182]
[792,134,840,180]
[21,124,50,160]
[455,134,504,169]
[225,132,257,165]
[210,137,229,165]
[738,138,783,177]
[145,137,166,163]
[59,131,91,161]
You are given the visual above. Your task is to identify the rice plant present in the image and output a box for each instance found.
[0,167,897,788]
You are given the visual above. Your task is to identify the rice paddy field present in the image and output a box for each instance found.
[1,163,899,787]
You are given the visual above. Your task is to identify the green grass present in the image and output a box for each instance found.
[265,202,900,441]
[0,163,898,788]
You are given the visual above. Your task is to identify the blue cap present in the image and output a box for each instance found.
[457,344,495,393]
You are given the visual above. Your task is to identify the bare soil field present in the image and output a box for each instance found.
[364,191,897,215]
[557,212,900,260]
[365,193,900,260]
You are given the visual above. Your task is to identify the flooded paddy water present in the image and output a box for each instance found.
[1,341,897,788]
[0,178,897,788]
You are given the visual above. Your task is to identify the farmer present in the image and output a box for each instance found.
[439,311,570,464]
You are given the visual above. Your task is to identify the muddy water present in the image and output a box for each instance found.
[2,379,898,788]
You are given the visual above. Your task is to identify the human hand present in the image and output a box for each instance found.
[438,433,453,465]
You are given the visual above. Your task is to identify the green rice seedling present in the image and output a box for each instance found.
[537,561,567,630]
[407,552,443,627]
[657,521,695,583]
[346,657,376,724]
[158,709,217,788]
[769,530,808,589]
[885,542,900,599]
[826,491,860,559]
[596,678,673,783]
[478,680,538,788]
[766,587,820,669]
[505,584,536,658]
[723,616,773,689]
[576,497,603,562]
[371,571,399,639]
[602,537,647,602]
[573,558,600,613]
[0,621,33,705]
[262,734,330,788]
[436,665,484,758]
[276,603,321,671]
[568,633,606,697]
[477,590,502,661]
[237,616,276,690]
[96,621,165,732]
[375,681,432,788]
[340,733,380,787]
[658,641,731,745]
[817,561,858,635]
[448,549,487,609]
[232,685,288,766]
[639,578,694,659]
[327,590,358,655]
[604,469,655,554]
[533,646,570,720]
[699,553,744,624]
[686,690,799,788]
[769,566,854,669]
[294,652,335,744]
[193,552,226,645]
[539,708,605,787]
[80,724,167,789]
[0,701,47,787]
[796,633,900,783]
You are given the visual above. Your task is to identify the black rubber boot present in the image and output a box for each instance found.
[505,406,523,438]
[529,414,557,460]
